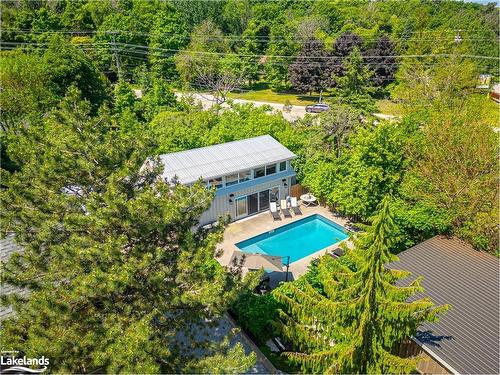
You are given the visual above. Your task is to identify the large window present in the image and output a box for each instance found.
[239,170,252,182]
[279,161,287,172]
[266,164,276,175]
[225,173,239,186]
[254,166,265,178]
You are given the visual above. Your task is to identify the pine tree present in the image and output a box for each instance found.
[148,7,189,81]
[238,21,264,86]
[0,88,256,373]
[273,196,448,374]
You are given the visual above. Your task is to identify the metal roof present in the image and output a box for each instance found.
[159,135,296,184]
[390,236,499,374]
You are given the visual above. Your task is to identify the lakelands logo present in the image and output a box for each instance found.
[1,351,49,373]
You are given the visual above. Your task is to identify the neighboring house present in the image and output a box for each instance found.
[158,135,296,226]
[392,236,499,374]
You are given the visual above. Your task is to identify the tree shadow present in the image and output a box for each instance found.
[415,330,453,348]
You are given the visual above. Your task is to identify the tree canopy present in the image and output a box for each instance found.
[0,89,256,373]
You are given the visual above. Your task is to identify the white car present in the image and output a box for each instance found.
[305,103,330,113]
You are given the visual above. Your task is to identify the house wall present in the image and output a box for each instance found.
[398,340,452,374]
[199,175,293,225]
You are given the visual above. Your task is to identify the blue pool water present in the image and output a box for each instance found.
[235,214,349,264]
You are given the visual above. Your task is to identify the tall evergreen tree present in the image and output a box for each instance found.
[0,88,256,373]
[288,39,332,95]
[238,21,265,86]
[273,196,448,374]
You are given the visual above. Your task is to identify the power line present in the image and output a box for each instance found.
[2,28,499,44]
[2,40,498,60]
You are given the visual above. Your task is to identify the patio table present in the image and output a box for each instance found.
[300,193,317,206]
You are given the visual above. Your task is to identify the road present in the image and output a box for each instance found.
[132,90,398,122]
[175,92,307,121]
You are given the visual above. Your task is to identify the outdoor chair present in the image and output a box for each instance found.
[281,199,292,218]
[290,197,302,215]
[270,202,281,220]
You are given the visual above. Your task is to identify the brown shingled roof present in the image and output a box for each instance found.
[391,236,499,374]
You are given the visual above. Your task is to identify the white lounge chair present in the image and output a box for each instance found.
[281,199,292,218]
[270,202,281,220]
[290,197,302,215]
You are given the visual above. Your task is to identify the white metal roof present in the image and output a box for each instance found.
[159,135,296,184]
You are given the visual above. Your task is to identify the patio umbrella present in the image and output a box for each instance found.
[229,250,283,273]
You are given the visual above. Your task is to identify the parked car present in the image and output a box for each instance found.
[305,103,330,113]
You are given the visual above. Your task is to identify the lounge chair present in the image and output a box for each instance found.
[281,200,292,218]
[290,197,302,215]
[270,202,281,220]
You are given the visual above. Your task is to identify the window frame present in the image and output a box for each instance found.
[254,166,265,179]
[225,173,239,187]
[265,163,277,175]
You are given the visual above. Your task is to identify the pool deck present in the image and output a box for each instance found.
[216,204,353,282]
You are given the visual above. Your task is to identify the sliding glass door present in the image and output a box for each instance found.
[259,190,270,211]
[248,193,259,215]
[235,187,280,219]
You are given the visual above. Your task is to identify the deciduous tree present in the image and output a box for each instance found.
[289,39,331,95]
[399,99,499,252]
[366,35,398,88]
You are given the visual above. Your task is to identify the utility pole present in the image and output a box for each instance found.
[111,33,122,79]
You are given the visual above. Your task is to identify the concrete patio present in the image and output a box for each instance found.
[216,204,352,283]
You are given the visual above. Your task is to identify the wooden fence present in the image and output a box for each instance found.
[290,183,308,198]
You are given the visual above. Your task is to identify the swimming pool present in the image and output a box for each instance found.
[235,214,349,264]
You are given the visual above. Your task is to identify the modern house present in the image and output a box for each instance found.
[391,236,499,374]
[158,135,296,226]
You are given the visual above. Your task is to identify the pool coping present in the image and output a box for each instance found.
[217,205,353,279]
[234,213,350,266]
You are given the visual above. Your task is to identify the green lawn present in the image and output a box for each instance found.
[228,88,320,106]
[227,83,406,115]
[227,82,321,106]
[375,99,405,116]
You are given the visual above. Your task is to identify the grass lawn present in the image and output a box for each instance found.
[228,89,320,106]
[228,82,321,106]
[375,99,405,116]
[228,83,406,115]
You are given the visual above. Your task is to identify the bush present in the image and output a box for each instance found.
[230,292,279,345]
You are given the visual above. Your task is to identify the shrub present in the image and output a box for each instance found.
[230,292,279,345]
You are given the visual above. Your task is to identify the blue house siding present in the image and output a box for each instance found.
[215,169,296,197]
[199,173,295,225]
